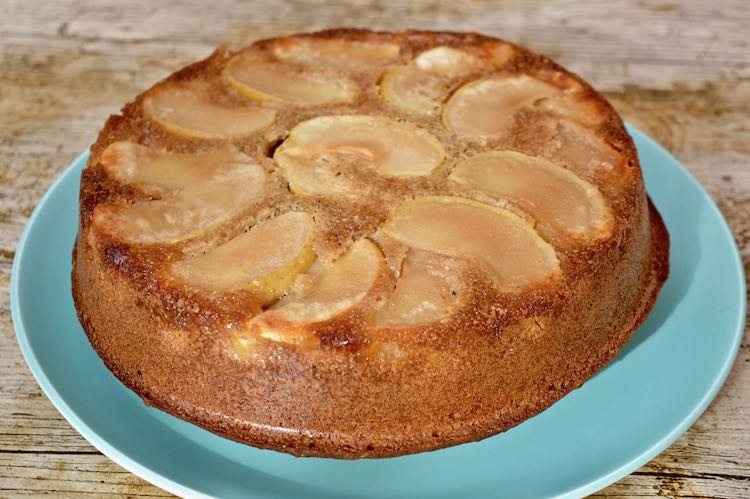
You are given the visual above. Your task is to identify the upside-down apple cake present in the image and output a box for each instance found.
[72,29,669,458]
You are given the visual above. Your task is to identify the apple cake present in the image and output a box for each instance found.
[72,29,669,458]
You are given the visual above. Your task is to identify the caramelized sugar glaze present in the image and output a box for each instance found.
[73,29,669,458]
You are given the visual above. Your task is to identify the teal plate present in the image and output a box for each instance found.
[11,126,745,498]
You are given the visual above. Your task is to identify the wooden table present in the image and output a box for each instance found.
[1,1,748,496]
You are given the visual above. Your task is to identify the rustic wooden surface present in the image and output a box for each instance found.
[1,0,748,496]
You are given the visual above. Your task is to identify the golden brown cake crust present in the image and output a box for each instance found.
[72,28,669,458]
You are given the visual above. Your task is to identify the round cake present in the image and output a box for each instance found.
[72,29,669,458]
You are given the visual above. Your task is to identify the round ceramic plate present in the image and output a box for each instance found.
[11,126,745,498]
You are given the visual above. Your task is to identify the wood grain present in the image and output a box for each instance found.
[1,0,748,496]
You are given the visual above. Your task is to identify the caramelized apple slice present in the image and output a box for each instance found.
[371,249,464,328]
[449,151,613,241]
[170,212,315,304]
[414,46,480,75]
[381,196,559,292]
[95,200,232,244]
[143,82,276,139]
[249,239,384,345]
[100,142,257,190]
[273,37,400,69]
[443,75,561,137]
[536,94,609,128]
[551,121,627,184]
[94,143,266,243]
[443,72,611,137]
[485,42,517,67]
[380,46,480,115]
[225,52,357,106]
[275,115,445,195]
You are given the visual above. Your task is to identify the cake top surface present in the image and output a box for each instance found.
[82,29,639,357]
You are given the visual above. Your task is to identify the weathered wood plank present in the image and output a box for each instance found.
[1,0,748,496]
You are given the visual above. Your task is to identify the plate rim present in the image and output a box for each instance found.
[10,126,746,498]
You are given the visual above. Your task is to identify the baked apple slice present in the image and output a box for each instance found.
[143,81,275,139]
[380,46,480,115]
[550,121,629,187]
[443,74,608,137]
[381,196,559,292]
[442,75,561,137]
[449,150,613,241]
[170,211,315,304]
[249,238,385,345]
[536,94,609,128]
[370,249,465,328]
[225,52,357,106]
[272,36,400,69]
[93,143,266,244]
[275,115,445,196]
[100,142,255,189]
